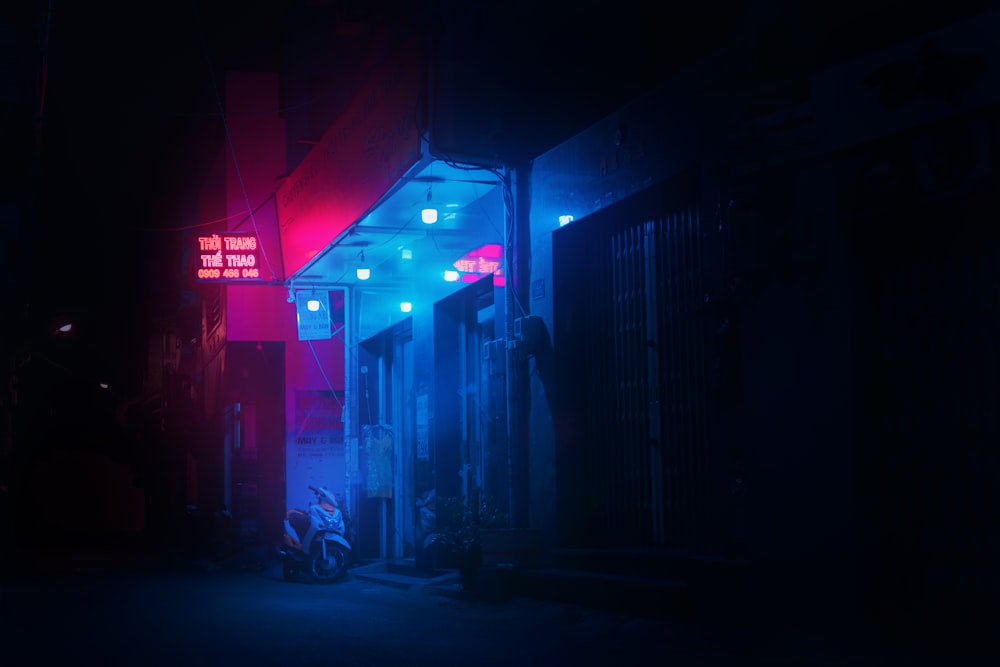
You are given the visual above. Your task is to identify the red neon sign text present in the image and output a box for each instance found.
[195,233,263,282]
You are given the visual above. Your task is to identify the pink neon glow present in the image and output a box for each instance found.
[275,42,421,277]
[224,71,285,282]
[452,243,504,279]
[470,243,503,260]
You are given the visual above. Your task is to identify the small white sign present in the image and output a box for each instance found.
[296,291,332,341]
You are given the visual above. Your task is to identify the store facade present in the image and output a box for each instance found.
[189,33,515,563]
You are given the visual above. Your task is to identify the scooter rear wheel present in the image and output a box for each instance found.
[310,542,349,583]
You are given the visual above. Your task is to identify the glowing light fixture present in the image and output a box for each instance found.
[443,269,460,282]
[421,186,437,224]
[558,214,574,227]
[57,323,73,334]
[307,299,321,312]
[356,250,371,280]
[400,301,413,313]
[401,248,413,260]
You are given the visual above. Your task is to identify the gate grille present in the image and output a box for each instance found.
[650,207,711,554]
[555,191,711,554]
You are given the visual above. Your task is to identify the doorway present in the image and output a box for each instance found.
[357,318,414,560]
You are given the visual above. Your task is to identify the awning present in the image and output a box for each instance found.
[276,39,506,336]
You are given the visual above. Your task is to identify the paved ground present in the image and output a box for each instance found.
[0,547,991,666]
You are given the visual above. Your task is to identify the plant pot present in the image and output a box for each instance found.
[479,528,542,567]
[459,564,478,591]
[477,564,517,602]
[458,543,483,591]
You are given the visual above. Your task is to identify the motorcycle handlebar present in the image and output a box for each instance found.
[309,485,340,506]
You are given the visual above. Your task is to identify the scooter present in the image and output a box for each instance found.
[275,485,351,583]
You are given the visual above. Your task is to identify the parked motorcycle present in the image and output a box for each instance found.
[275,485,351,583]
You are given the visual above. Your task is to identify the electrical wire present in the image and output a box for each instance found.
[470,180,504,242]
[192,0,279,283]
[34,352,113,394]
[488,165,528,320]
[140,194,275,232]
[297,293,349,419]
[158,88,340,119]
[330,210,421,284]
[306,339,345,413]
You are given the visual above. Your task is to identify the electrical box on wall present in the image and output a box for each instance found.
[513,315,546,356]
[483,339,506,376]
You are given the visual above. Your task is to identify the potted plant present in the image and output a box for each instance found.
[430,487,505,591]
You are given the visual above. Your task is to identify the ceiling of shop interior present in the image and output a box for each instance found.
[291,158,506,297]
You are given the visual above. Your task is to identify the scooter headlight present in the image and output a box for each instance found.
[314,505,344,533]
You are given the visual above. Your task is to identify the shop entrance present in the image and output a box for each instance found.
[357,318,414,560]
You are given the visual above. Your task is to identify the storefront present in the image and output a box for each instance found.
[271,38,511,562]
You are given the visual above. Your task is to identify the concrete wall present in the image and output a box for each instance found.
[216,71,349,513]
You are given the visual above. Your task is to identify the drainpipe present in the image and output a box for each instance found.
[502,167,518,527]
[342,287,354,535]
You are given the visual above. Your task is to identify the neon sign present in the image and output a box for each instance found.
[453,243,502,274]
[453,257,501,274]
[452,243,504,284]
[195,232,263,282]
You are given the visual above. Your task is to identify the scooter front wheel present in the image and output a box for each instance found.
[310,542,349,583]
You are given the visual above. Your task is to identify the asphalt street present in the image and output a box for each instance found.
[0,551,983,667]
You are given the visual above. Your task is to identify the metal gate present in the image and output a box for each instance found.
[554,182,712,555]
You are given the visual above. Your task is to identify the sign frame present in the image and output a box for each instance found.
[194,232,265,283]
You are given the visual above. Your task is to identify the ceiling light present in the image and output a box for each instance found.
[356,250,371,280]
[421,186,437,224]
[400,301,413,313]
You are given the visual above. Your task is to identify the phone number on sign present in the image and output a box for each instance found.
[197,268,261,280]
